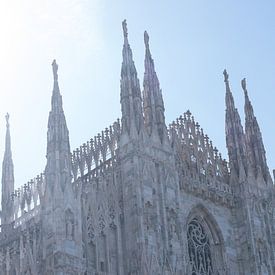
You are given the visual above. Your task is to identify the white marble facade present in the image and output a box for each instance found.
[0,21,274,275]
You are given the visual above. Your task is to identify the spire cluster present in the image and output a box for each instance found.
[0,22,273,235]
[119,20,168,143]
[223,70,271,184]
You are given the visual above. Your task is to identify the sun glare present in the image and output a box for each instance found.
[0,0,103,186]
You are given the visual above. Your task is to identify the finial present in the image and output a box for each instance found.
[5,113,9,128]
[52,59,58,81]
[223,69,229,83]
[144,31,149,50]
[122,20,128,39]
[241,78,247,91]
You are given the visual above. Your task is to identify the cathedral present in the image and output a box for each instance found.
[0,20,274,275]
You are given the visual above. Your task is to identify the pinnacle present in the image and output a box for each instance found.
[241,78,249,99]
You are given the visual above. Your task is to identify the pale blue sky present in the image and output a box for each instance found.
[0,0,274,187]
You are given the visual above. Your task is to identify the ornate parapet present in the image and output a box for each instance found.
[169,111,233,207]
[3,120,121,229]
[71,119,121,181]
[0,220,42,274]
[11,173,44,227]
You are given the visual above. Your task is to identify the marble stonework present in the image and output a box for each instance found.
[0,21,274,275]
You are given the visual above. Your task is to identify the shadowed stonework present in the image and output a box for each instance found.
[0,21,274,275]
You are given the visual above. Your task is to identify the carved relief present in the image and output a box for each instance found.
[65,209,74,241]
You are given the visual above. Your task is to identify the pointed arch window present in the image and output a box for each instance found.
[186,207,226,275]
[187,218,213,274]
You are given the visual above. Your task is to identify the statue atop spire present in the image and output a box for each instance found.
[52,59,58,81]
[122,19,128,45]
[122,20,127,37]
[223,69,229,83]
[241,78,246,91]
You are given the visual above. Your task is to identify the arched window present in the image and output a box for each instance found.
[186,206,226,275]
[187,218,213,274]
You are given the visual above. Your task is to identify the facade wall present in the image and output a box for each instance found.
[0,22,274,275]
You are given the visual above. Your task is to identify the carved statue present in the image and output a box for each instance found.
[122,19,128,38]
[52,59,58,81]
[223,69,229,82]
[241,78,246,91]
[66,220,73,240]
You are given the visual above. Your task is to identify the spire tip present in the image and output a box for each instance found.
[241,78,246,91]
[5,113,9,127]
[52,59,58,80]
[122,20,128,39]
[223,69,229,83]
[144,31,149,49]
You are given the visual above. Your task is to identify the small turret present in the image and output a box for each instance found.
[1,113,14,228]
[242,78,272,184]
[120,20,143,137]
[143,31,167,143]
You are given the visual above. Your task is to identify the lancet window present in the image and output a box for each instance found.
[187,218,213,275]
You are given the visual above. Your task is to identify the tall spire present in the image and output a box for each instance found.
[45,60,71,193]
[1,113,14,227]
[241,78,272,184]
[42,61,83,269]
[120,20,143,137]
[143,31,166,142]
[224,70,247,180]
[51,59,63,113]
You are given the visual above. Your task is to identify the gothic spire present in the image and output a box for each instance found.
[143,31,166,142]
[241,78,272,184]
[51,59,62,112]
[120,20,143,137]
[45,60,71,193]
[1,113,14,226]
[224,70,247,180]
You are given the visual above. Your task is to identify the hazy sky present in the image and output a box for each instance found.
[0,0,274,188]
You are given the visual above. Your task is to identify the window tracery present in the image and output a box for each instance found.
[187,218,213,275]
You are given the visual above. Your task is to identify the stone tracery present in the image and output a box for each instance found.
[0,20,273,275]
[187,218,213,275]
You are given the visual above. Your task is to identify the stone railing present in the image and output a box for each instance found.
[11,173,45,227]
[169,111,233,206]
[71,119,121,181]
[7,119,121,228]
